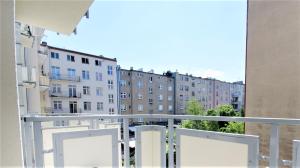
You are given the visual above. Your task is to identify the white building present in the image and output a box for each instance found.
[39,43,119,115]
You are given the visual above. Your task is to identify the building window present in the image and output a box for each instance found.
[109,108,115,115]
[82,70,90,80]
[168,105,173,112]
[108,94,114,103]
[138,104,143,112]
[158,105,163,111]
[185,86,189,91]
[149,98,153,105]
[168,96,172,101]
[180,85,184,91]
[107,65,113,75]
[120,92,127,99]
[159,84,163,90]
[69,101,77,113]
[137,81,143,88]
[180,95,184,100]
[96,87,103,96]
[53,101,62,110]
[168,86,172,91]
[121,104,127,112]
[52,84,61,93]
[138,93,143,100]
[120,80,126,87]
[149,87,153,94]
[149,76,153,83]
[97,102,103,111]
[67,68,76,79]
[192,82,195,87]
[96,72,102,81]
[83,86,90,95]
[51,52,59,59]
[68,85,77,97]
[158,94,163,101]
[84,102,91,111]
[108,80,113,89]
[95,60,101,66]
[67,55,75,62]
[137,73,143,77]
[51,66,60,79]
[82,57,89,64]
[192,91,195,96]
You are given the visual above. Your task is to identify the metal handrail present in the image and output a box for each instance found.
[49,91,82,98]
[44,107,82,114]
[49,73,80,82]
[22,114,300,125]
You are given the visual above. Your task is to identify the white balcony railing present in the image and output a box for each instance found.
[21,114,300,168]
[49,74,80,82]
[49,91,82,98]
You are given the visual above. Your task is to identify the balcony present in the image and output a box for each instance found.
[39,75,50,92]
[21,114,300,168]
[49,74,80,82]
[38,50,49,56]
[49,91,82,98]
[44,107,82,114]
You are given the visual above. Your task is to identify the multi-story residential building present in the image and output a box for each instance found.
[173,72,213,114]
[39,42,118,115]
[172,72,244,114]
[230,81,244,111]
[118,68,175,122]
[119,69,244,119]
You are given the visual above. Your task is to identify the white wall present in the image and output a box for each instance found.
[0,0,23,166]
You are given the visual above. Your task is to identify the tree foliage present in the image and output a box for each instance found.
[181,100,245,134]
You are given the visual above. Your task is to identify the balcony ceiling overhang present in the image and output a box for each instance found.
[15,0,94,35]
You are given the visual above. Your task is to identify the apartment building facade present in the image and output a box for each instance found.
[172,72,244,114]
[118,69,244,118]
[118,68,175,121]
[39,42,118,115]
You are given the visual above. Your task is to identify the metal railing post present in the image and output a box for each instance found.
[168,119,174,167]
[89,119,96,129]
[269,124,280,168]
[33,122,44,167]
[123,118,130,168]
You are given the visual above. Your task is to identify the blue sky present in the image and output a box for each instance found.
[43,0,247,82]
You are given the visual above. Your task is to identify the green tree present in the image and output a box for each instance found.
[181,103,245,134]
[240,108,245,117]
[220,122,244,134]
[215,105,237,128]
[186,99,205,115]
[181,99,206,130]
[204,109,219,131]
[216,104,237,117]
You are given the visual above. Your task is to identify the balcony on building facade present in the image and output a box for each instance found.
[49,74,81,82]
[38,49,49,56]
[39,75,50,91]
[21,114,300,168]
[44,107,82,114]
[49,91,82,98]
